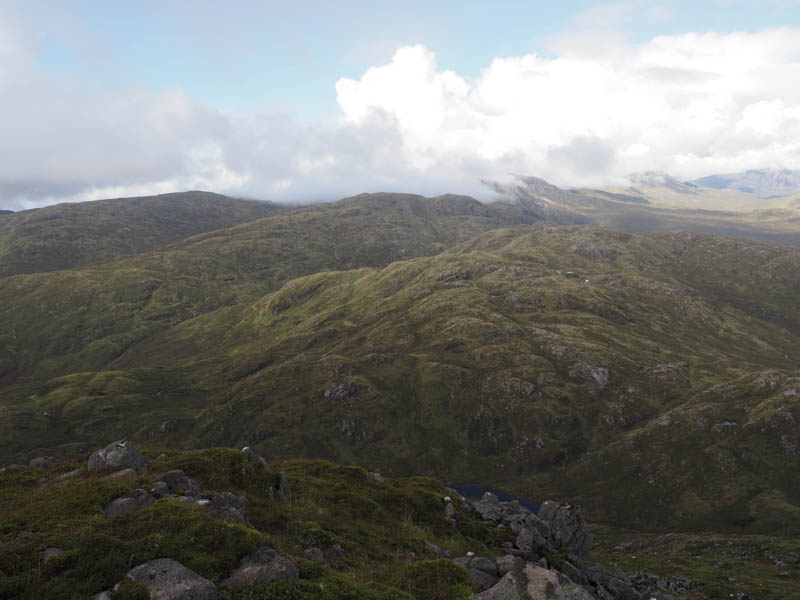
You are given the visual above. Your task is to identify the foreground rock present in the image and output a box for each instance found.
[464,493,691,600]
[126,558,217,600]
[474,559,594,600]
[220,546,298,588]
[88,440,149,473]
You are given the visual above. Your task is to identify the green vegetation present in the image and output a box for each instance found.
[0,191,284,277]
[589,525,800,600]
[2,217,800,534]
[0,448,496,600]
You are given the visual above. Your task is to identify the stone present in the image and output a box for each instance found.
[241,447,269,469]
[275,471,289,500]
[515,522,551,558]
[154,470,200,497]
[470,556,499,577]
[303,547,327,565]
[126,558,218,600]
[104,468,138,480]
[424,539,450,558]
[30,456,56,468]
[327,544,345,559]
[468,568,499,592]
[88,440,149,474]
[472,492,505,523]
[150,481,170,499]
[53,468,82,483]
[561,561,584,585]
[537,501,592,559]
[220,546,298,589]
[94,592,113,600]
[104,489,156,517]
[43,547,63,564]
[369,471,384,484]
[154,453,168,462]
[200,492,249,525]
[474,563,595,600]
[495,555,520,577]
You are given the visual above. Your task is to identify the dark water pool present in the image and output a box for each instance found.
[452,483,540,514]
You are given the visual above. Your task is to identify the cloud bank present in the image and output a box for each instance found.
[3,24,800,209]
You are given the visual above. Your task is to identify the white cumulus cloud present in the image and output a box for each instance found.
[4,22,800,209]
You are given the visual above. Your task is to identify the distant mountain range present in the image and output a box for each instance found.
[1,184,799,540]
[693,168,800,198]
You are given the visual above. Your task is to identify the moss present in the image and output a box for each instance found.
[390,560,474,600]
[112,579,150,600]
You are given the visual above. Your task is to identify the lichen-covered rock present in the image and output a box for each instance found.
[220,546,298,589]
[154,470,200,497]
[104,468,138,480]
[200,492,249,525]
[52,468,82,483]
[537,501,592,559]
[88,440,149,473]
[126,558,218,600]
[240,446,269,469]
[474,563,594,600]
[104,489,155,517]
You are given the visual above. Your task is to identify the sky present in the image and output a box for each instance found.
[2,0,800,210]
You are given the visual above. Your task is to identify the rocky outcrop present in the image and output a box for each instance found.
[220,546,298,589]
[88,440,149,473]
[471,492,591,559]
[464,494,692,600]
[241,447,269,469]
[126,558,217,600]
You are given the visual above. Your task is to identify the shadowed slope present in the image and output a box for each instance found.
[0,191,285,276]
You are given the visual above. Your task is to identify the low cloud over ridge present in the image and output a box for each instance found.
[3,26,800,209]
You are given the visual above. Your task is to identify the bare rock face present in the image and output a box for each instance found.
[537,501,592,560]
[126,558,218,600]
[88,440,149,473]
[220,546,298,589]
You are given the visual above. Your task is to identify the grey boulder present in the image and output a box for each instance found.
[126,558,217,600]
[154,470,200,497]
[474,563,594,600]
[199,492,249,525]
[88,440,149,473]
[221,546,298,589]
[105,489,156,517]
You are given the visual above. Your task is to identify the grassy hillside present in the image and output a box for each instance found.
[0,191,284,276]
[0,193,547,386]
[3,225,799,534]
[0,448,487,600]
